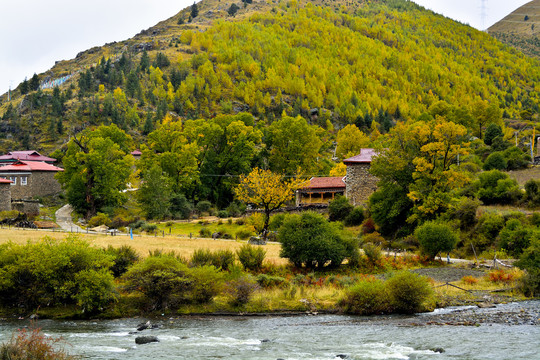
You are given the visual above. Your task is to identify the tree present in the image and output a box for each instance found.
[56,124,134,218]
[140,50,150,72]
[19,78,29,95]
[29,73,40,91]
[328,195,353,222]
[235,168,301,238]
[484,123,504,146]
[191,1,199,18]
[279,212,357,269]
[228,3,240,16]
[335,124,370,160]
[415,221,458,260]
[137,164,172,219]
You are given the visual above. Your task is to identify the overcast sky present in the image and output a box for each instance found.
[0,0,531,96]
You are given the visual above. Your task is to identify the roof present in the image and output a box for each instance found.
[0,160,64,172]
[0,178,13,184]
[343,148,377,164]
[0,151,56,163]
[131,150,142,156]
[300,176,346,190]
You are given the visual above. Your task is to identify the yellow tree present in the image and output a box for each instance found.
[335,124,371,160]
[236,168,301,238]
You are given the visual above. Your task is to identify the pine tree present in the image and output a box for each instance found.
[191,2,199,18]
[20,78,29,95]
[140,50,150,72]
[29,73,40,91]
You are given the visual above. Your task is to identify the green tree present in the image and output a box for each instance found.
[19,78,29,95]
[415,221,458,260]
[137,164,172,219]
[228,3,240,16]
[140,50,150,72]
[328,195,353,222]
[484,123,504,146]
[29,73,40,91]
[483,152,507,170]
[56,124,134,218]
[191,1,199,18]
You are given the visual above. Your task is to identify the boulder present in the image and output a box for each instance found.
[135,336,159,345]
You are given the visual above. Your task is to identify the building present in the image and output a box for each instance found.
[0,150,56,164]
[343,148,378,205]
[296,177,346,206]
[0,178,13,211]
[0,160,64,199]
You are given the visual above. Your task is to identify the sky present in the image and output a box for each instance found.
[0,0,532,96]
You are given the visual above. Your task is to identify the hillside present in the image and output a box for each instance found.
[489,0,540,58]
[0,0,539,155]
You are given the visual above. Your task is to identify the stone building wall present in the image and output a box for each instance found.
[345,163,378,205]
[5,172,62,199]
[0,183,11,211]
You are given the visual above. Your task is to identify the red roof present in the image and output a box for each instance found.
[301,177,346,190]
[0,160,64,172]
[0,178,13,184]
[343,148,377,164]
[0,151,56,163]
[131,150,142,156]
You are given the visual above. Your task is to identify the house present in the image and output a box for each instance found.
[0,160,64,199]
[343,148,378,205]
[296,176,346,206]
[0,178,13,211]
[131,149,142,160]
[0,150,56,164]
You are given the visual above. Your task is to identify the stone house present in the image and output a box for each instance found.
[343,148,378,205]
[0,150,56,165]
[296,176,346,206]
[0,178,13,211]
[0,160,64,199]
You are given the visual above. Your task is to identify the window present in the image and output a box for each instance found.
[9,176,16,185]
[21,176,28,186]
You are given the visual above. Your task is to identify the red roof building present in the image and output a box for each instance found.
[0,151,56,164]
[343,149,379,206]
[0,160,63,199]
[296,176,346,206]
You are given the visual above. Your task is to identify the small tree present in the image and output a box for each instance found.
[415,221,458,260]
[328,195,353,222]
[191,1,199,18]
[235,168,300,239]
[228,3,240,16]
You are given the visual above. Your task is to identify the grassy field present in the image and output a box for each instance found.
[0,228,287,265]
[507,166,540,187]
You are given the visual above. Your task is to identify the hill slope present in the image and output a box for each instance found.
[489,0,540,58]
[0,0,539,154]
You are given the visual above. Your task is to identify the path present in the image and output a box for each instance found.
[55,204,84,233]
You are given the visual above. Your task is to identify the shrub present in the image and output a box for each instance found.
[279,212,355,269]
[0,328,76,360]
[524,180,540,207]
[328,195,353,222]
[503,146,530,170]
[461,275,479,285]
[498,219,535,257]
[189,266,224,303]
[385,271,433,314]
[475,170,521,205]
[415,221,458,260]
[105,245,140,277]
[190,249,235,271]
[487,269,516,283]
[129,219,147,229]
[340,278,389,315]
[170,193,193,219]
[236,228,255,240]
[196,200,212,214]
[484,123,504,146]
[73,268,117,313]
[256,274,286,288]
[345,207,365,226]
[483,152,507,171]
[142,223,157,233]
[88,212,111,227]
[199,227,212,238]
[218,210,229,218]
[362,242,382,266]
[269,213,288,231]
[226,202,243,217]
[236,244,266,271]
[225,275,258,307]
[516,236,540,296]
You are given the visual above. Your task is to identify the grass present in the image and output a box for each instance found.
[507,166,540,187]
[0,228,287,265]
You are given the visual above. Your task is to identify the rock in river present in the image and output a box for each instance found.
[135,336,159,345]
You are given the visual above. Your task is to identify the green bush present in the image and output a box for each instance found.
[483,152,507,171]
[516,236,540,296]
[256,274,286,288]
[196,200,212,214]
[225,275,258,307]
[362,242,382,266]
[415,221,458,259]
[105,245,140,278]
[476,212,505,241]
[199,227,212,238]
[475,170,522,205]
[385,271,433,314]
[226,202,243,217]
[218,210,229,218]
[503,146,530,170]
[170,193,194,219]
[129,219,147,229]
[88,212,111,227]
[142,223,157,233]
[524,179,540,207]
[345,207,365,226]
[484,123,504,146]
[0,235,115,312]
[340,278,389,315]
[269,213,288,231]
[190,249,235,270]
[189,266,224,303]
[235,228,255,240]
[499,219,535,257]
[328,195,353,222]
[279,212,356,269]
[236,244,266,271]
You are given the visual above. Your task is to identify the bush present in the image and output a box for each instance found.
[415,221,458,260]
[524,179,540,207]
[236,244,266,271]
[256,274,286,288]
[88,212,111,227]
[190,249,235,270]
[217,210,229,218]
[196,200,212,214]
[105,245,140,277]
[142,223,157,233]
[503,146,530,170]
[385,271,433,314]
[516,236,540,296]
[129,219,147,229]
[269,213,288,231]
[340,278,389,315]
[475,170,522,205]
[225,275,258,307]
[279,212,356,269]
[226,202,243,217]
[328,195,353,222]
[0,328,76,360]
[483,152,507,170]
[461,275,479,284]
[170,193,193,219]
[498,219,535,257]
[487,269,516,283]
[0,235,115,312]
[345,207,365,226]
[362,242,383,266]
[235,228,255,240]
[199,227,212,238]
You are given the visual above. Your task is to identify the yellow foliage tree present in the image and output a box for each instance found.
[335,124,371,160]
[236,168,302,238]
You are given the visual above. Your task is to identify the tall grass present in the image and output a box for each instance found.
[0,327,76,360]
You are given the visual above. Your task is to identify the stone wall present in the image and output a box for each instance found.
[5,171,62,199]
[0,183,11,211]
[345,163,378,206]
[11,200,40,216]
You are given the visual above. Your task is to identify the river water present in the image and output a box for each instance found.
[0,301,538,360]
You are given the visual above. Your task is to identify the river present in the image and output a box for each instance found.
[0,301,538,360]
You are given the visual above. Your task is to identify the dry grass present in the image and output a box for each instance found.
[0,228,287,265]
[507,166,540,187]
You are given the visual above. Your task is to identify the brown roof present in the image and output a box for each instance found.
[301,177,346,190]
[0,160,64,172]
[343,148,377,164]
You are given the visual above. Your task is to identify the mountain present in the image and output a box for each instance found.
[0,0,539,155]
[489,0,540,58]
